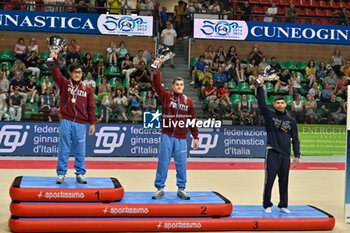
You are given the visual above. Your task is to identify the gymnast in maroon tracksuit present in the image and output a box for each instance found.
[151,67,199,200]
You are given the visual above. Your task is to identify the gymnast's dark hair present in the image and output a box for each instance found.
[274,95,285,103]
[69,63,83,72]
[172,77,185,84]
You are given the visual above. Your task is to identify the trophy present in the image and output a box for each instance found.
[150,45,176,70]
[46,35,67,69]
[256,65,279,85]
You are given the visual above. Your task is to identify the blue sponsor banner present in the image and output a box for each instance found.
[0,122,267,158]
[0,10,153,36]
[194,19,350,45]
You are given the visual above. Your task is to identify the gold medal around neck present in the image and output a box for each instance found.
[72,98,76,103]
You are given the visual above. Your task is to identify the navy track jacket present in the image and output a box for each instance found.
[256,87,301,158]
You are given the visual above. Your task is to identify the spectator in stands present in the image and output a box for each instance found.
[309,82,321,102]
[216,46,226,64]
[223,58,234,81]
[113,89,129,121]
[75,0,90,13]
[210,56,220,75]
[305,93,318,124]
[264,1,277,23]
[143,90,157,112]
[127,77,139,96]
[121,0,132,14]
[199,64,212,97]
[291,93,304,124]
[1,63,10,80]
[10,71,27,101]
[40,87,58,122]
[160,7,168,31]
[144,0,154,16]
[83,71,96,90]
[213,67,227,88]
[134,61,151,90]
[174,1,185,38]
[322,94,345,124]
[98,76,111,99]
[211,98,222,120]
[258,56,268,74]
[129,88,142,123]
[334,7,349,26]
[116,41,128,61]
[133,50,147,68]
[274,69,292,96]
[27,38,39,55]
[0,88,6,121]
[11,60,27,77]
[200,3,208,13]
[14,38,26,62]
[233,58,245,83]
[204,45,215,65]
[41,75,52,94]
[65,0,76,13]
[240,1,251,21]
[68,40,80,64]
[106,42,118,66]
[238,94,253,125]
[96,0,107,14]
[9,87,24,122]
[101,90,115,123]
[290,70,305,96]
[109,0,121,14]
[270,57,281,74]
[285,3,297,23]
[205,79,218,111]
[320,83,333,103]
[25,51,41,78]
[44,0,56,12]
[96,55,105,77]
[341,60,350,79]
[121,53,135,81]
[161,21,177,69]
[324,70,337,90]
[226,46,238,62]
[82,52,94,74]
[218,82,234,120]
[114,78,125,95]
[317,61,328,84]
[192,55,207,85]
[25,0,36,11]
[246,58,258,77]
[305,60,317,88]
[209,0,220,14]
[57,51,68,77]
[248,45,263,64]
[331,49,344,76]
[26,75,38,104]
[0,71,10,95]
[334,73,347,96]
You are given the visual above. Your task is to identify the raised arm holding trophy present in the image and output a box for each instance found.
[46,35,96,185]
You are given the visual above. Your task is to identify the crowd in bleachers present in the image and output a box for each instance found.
[191,45,348,125]
[0,37,160,123]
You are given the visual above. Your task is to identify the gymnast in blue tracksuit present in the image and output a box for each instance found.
[256,79,301,214]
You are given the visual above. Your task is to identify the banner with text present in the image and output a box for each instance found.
[0,10,153,36]
[0,122,345,157]
[194,19,350,45]
[297,124,346,156]
[0,122,267,157]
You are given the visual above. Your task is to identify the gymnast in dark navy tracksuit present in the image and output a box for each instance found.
[256,80,301,214]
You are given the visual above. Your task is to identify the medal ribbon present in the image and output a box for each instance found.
[70,80,80,102]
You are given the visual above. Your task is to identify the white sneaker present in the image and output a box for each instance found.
[280,207,291,214]
[190,81,194,85]
[177,189,190,200]
[264,207,272,213]
[56,175,65,184]
[152,189,165,199]
[76,174,87,184]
